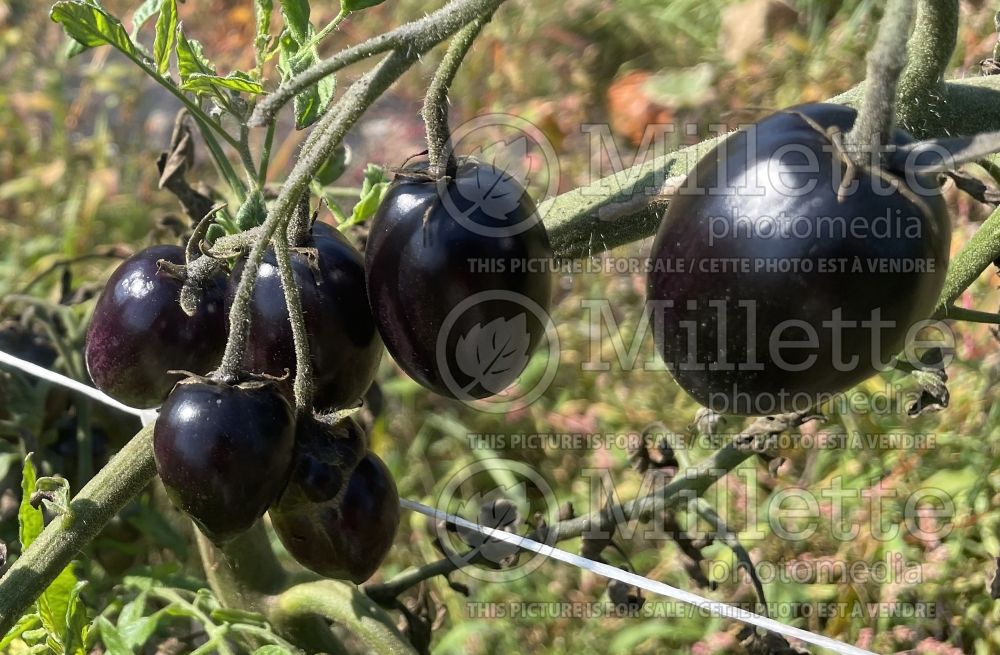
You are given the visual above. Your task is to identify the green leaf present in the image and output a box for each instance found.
[255,0,274,42]
[62,582,89,655]
[346,179,388,227]
[279,34,335,129]
[341,0,385,11]
[95,616,131,655]
[18,454,42,550]
[175,24,215,83]
[279,0,311,45]
[254,646,296,655]
[153,0,178,76]
[50,2,137,56]
[36,549,79,646]
[234,189,267,231]
[117,615,159,651]
[315,144,349,185]
[0,614,41,650]
[131,0,161,38]
[210,607,269,627]
[63,35,89,58]
[181,72,264,96]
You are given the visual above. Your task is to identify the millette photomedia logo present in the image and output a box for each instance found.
[435,289,560,413]
[434,458,559,583]
[441,112,561,238]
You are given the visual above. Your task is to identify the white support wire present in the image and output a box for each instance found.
[0,349,878,655]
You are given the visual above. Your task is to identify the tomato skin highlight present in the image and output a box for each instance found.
[153,379,296,543]
[85,245,227,409]
[229,222,383,412]
[647,104,951,415]
[365,160,554,399]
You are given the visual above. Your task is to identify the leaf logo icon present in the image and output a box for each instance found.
[461,139,531,221]
[455,314,532,396]
[453,486,526,568]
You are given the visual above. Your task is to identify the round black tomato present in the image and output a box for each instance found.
[270,445,399,584]
[85,246,227,408]
[647,103,951,415]
[153,378,296,542]
[229,223,382,412]
[366,159,554,399]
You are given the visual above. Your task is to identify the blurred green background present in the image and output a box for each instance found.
[3,1,1000,653]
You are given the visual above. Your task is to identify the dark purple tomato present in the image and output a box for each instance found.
[153,378,295,542]
[285,414,367,504]
[85,246,226,408]
[228,223,382,412]
[365,159,553,399]
[270,445,399,584]
[647,103,951,415]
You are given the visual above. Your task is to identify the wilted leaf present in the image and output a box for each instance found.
[455,314,532,395]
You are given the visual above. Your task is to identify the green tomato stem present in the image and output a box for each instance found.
[846,0,916,156]
[269,581,416,655]
[302,9,350,53]
[422,13,494,178]
[249,0,508,127]
[274,231,314,410]
[934,205,1000,317]
[0,423,157,636]
[258,121,277,186]
[218,50,421,381]
[896,0,959,133]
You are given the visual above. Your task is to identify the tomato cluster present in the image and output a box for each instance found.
[85,220,397,580]
[84,157,555,581]
[86,107,956,582]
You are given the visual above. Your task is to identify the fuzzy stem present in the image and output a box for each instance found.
[274,232,314,409]
[933,205,1000,316]
[846,0,916,155]
[219,50,419,381]
[423,14,494,178]
[269,581,416,655]
[0,423,157,635]
[896,0,958,133]
[195,524,288,612]
[249,0,506,127]
[258,121,276,186]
